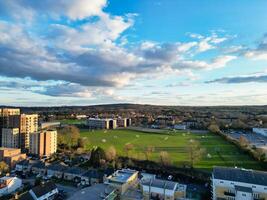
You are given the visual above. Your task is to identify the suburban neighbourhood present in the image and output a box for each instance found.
[0,106,267,199]
[1,0,267,199]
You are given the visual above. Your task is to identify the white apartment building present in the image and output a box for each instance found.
[0,176,22,197]
[253,128,267,137]
[212,167,267,200]
[87,118,117,129]
[1,128,20,148]
[141,178,187,200]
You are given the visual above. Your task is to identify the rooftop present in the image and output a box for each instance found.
[19,192,34,200]
[213,167,267,186]
[31,182,57,198]
[65,167,87,175]
[47,163,68,171]
[142,179,178,191]
[108,169,137,184]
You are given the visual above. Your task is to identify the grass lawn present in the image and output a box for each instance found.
[80,129,262,171]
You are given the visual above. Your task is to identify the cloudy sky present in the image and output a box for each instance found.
[1,0,267,106]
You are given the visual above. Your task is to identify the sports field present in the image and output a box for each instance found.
[80,129,262,171]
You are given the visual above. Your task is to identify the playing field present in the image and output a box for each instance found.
[80,129,262,171]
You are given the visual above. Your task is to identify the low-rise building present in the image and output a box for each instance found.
[253,128,267,137]
[173,124,186,130]
[47,163,68,179]
[0,176,22,197]
[105,169,139,195]
[31,161,46,175]
[87,118,117,129]
[15,160,32,173]
[0,148,26,168]
[19,182,58,200]
[80,169,104,186]
[212,166,267,200]
[141,178,187,200]
[63,167,87,182]
[117,118,131,128]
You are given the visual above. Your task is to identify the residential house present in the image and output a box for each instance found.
[80,169,104,186]
[15,160,32,173]
[19,182,58,200]
[63,167,87,182]
[0,176,22,197]
[141,178,187,200]
[47,163,68,179]
[31,161,47,175]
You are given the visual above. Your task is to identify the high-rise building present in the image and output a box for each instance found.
[1,128,20,148]
[29,130,57,157]
[20,114,38,150]
[0,108,20,146]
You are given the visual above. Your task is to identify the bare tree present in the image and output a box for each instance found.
[105,146,117,161]
[239,136,249,147]
[124,143,134,157]
[187,139,205,168]
[159,151,171,166]
[144,145,155,160]
[208,123,221,134]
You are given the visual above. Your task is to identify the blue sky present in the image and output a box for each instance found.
[0,0,267,106]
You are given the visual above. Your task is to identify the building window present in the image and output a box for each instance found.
[242,194,246,197]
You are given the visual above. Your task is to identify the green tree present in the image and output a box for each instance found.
[0,161,9,175]
[90,147,106,168]
[58,125,80,148]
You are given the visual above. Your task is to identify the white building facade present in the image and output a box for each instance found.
[212,167,267,200]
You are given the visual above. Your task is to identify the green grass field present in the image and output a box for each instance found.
[80,129,262,171]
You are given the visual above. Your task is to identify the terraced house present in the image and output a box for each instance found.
[212,167,267,200]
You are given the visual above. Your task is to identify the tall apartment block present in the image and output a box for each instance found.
[1,128,20,148]
[20,114,38,151]
[0,108,20,146]
[212,166,267,200]
[29,130,57,157]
